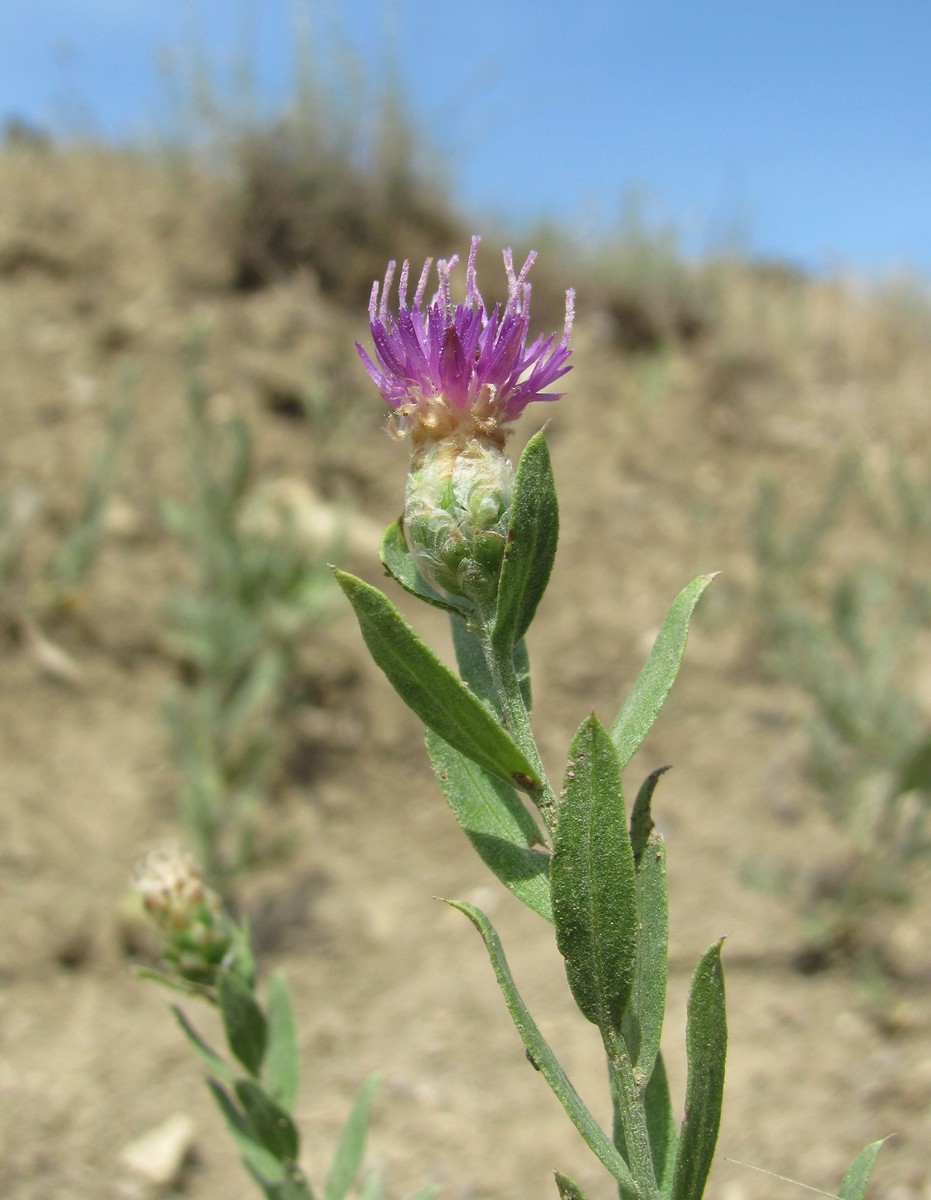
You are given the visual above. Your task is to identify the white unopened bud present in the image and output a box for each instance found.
[404,437,513,607]
[133,848,231,983]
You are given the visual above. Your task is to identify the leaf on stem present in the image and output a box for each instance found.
[264,972,300,1112]
[629,767,670,864]
[206,1078,289,1186]
[334,569,540,790]
[380,519,470,615]
[619,767,670,1089]
[219,969,268,1077]
[171,1005,237,1086]
[554,1171,593,1200]
[621,829,668,1086]
[492,430,559,655]
[235,1077,301,1161]
[448,899,637,1193]
[325,1073,381,1200]
[610,576,715,772]
[670,942,727,1200]
[426,731,552,922]
[551,715,638,1033]
[838,1138,890,1200]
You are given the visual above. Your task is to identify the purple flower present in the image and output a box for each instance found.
[357,236,574,448]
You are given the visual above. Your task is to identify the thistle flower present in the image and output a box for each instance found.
[357,236,574,454]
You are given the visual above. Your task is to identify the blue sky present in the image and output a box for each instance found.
[2,1,930,277]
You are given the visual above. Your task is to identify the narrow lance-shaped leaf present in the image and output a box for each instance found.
[171,1005,237,1086]
[380,519,470,615]
[334,570,540,791]
[610,576,715,771]
[426,731,552,923]
[206,1078,289,1187]
[264,972,299,1112]
[219,969,267,1077]
[621,831,668,1083]
[448,900,637,1193]
[670,942,727,1200]
[492,430,559,655]
[554,1171,594,1200]
[325,1073,381,1200]
[623,770,670,1083]
[551,715,638,1032]
[235,1078,300,1161]
[838,1138,889,1200]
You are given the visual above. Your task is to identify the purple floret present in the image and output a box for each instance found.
[357,236,574,442]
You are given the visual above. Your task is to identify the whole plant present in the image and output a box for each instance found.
[340,237,886,1198]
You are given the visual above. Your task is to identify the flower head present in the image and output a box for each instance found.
[134,848,232,984]
[357,236,574,453]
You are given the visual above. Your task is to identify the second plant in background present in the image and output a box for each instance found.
[162,341,336,884]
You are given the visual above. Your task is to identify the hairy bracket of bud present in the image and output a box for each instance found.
[404,437,514,606]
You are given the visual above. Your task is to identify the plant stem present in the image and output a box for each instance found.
[475,611,559,837]
[602,1025,661,1200]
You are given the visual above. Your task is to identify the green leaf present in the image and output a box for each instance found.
[244,1172,315,1200]
[643,1053,677,1197]
[554,1171,593,1200]
[325,1073,381,1200]
[264,972,300,1112]
[551,715,638,1032]
[235,1078,300,1161]
[219,969,267,1076]
[380,519,470,615]
[670,943,727,1200]
[622,829,668,1084]
[629,767,670,864]
[206,1078,286,1184]
[136,965,214,1000]
[492,430,559,655]
[610,576,715,771]
[334,569,540,790]
[426,731,552,922]
[171,1005,237,1087]
[448,899,636,1193]
[621,768,670,1087]
[838,1138,889,1200]
[245,1172,315,1200]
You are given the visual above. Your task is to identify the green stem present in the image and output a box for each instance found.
[602,1026,660,1200]
[475,611,559,837]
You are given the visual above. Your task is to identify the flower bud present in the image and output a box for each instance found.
[404,436,514,607]
[134,848,232,984]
